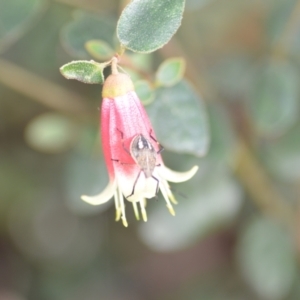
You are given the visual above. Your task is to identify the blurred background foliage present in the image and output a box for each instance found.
[1,0,300,299]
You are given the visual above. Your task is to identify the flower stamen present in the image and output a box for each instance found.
[132,201,140,220]
[140,198,147,222]
[118,187,128,227]
[114,191,122,221]
[159,180,176,216]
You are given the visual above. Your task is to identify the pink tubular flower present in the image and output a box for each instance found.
[81,64,198,227]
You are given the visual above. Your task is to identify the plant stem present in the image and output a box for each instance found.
[0,59,91,119]
[111,57,119,75]
[235,141,295,227]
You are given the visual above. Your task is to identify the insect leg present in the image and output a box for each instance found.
[116,128,131,155]
[151,175,160,195]
[149,129,164,154]
[111,158,133,165]
[126,170,142,198]
[157,145,164,154]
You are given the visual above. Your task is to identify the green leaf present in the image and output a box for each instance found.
[121,67,142,82]
[24,113,79,154]
[262,122,300,181]
[171,267,253,300]
[236,216,297,300]
[156,57,186,87]
[247,61,299,137]
[134,80,155,105]
[61,11,116,59]
[266,0,297,45]
[206,104,237,164]
[0,0,46,53]
[60,60,105,84]
[138,162,243,252]
[146,80,209,156]
[186,0,214,10]
[127,53,153,71]
[208,54,254,99]
[64,149,112,216]
[85,39,114,61]
[117,0,185,53]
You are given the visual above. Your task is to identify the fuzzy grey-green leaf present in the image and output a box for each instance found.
[146,80,209,156]
[60,60,104,84]
[117,0,185,53]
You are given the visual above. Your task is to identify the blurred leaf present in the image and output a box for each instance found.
[117,0,185,53]
[64,147,112,216]
[156,57,186,87]
[127,52,153,71]
[288,277,300,300]
[146,80,209,156]
[208,55,254,99]
[206,104,237,164]
[0,0,45,53]
[0,152,37,230]
[122,67,142,82]
[167,267,255,300]
[60,60,105,84]
[134,80,154,105]
[85,39,114,61]
[186,0,215,10]
[266,0,297,45]
[61,11,116,59]
[247,61,299,137]
[236,216,297,300]
[139,162,243,252]
[24,113,79,154]
[262,122,300,181]
[8,192,103,269]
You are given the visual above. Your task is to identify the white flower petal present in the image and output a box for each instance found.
[159,165,199,183]
[119,172,157,202]
[81,180,116,205]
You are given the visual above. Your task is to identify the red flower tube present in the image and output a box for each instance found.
[82,60,198,227]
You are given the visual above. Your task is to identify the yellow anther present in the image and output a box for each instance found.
[122,218,128,227]
[132,201,140,221]
[167,205,176,216]
[115,208,121,221]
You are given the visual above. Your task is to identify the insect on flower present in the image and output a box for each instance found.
[81,57,198,227]
[124,133,162,198]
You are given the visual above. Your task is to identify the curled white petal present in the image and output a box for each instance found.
[81,180,117,205]
[159,165,199,183]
